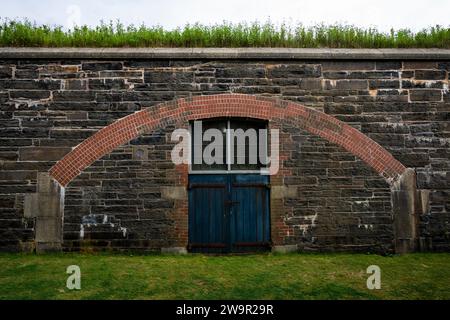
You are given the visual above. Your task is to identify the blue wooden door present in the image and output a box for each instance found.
[230,175,270,252]
[188,175,228,253]
[188,174,270,253]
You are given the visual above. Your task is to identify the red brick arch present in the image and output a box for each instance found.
[49,93,406,186]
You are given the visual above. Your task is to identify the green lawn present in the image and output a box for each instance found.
[1,20,450,48]
[0,252,449,300]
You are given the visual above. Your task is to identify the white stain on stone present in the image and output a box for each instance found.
[358,224,374,230]
[79,224,84,239]
[354,200,370,208]
[294,213,318,236]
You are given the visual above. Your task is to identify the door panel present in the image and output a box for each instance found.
[188,174,270,253]
[231,175,270,252]
[188,175,227,253]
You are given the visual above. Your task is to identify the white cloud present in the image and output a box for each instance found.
[0,0,448,31]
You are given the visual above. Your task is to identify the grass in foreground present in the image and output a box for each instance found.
[1,20,450,48]
[0,252,449,300]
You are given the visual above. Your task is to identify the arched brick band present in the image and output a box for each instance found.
[49,93,407,186]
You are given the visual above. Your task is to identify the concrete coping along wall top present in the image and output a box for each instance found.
[1,47,450,60]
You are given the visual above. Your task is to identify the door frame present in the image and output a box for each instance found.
[188,173,271,253]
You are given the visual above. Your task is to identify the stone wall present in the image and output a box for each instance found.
[279,124,393,252]
[63,126,184,252]
[0,49,449,253]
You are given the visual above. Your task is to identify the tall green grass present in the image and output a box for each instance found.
[1,19,450,48]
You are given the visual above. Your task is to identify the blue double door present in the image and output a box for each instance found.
[188,174,271,253]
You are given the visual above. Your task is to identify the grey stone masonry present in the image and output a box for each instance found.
[0,49,449,253]
[34,173,64,252]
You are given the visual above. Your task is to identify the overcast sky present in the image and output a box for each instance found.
[0,0,448,32]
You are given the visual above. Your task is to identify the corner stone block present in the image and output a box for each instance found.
[35,172,65,253]
[271,185,297,199]
[161,186,187,200]
[391,168,420,254]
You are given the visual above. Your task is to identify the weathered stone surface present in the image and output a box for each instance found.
[268,64,321,78]
[52,91,96,102]
[34,173,64,252]
[0,79,61,90]
[216,66,265,78]
[402,80,444,89]
[0,54,449,253]
[88,79,129,90]
[271,186,297,199]
[9,90,51,100]
[19,147,71,161]
[161,186,187,200]
[403,61,437,69]
[144,70,194,83]
[327,79,368,90]
[369,80,400,89]
[376,61,402,70]
[81,62,123,71]
[322,61,375,71]
[391,169,420,253]
[23,193,38,218]
[323,71,399,79]
[414,70,446,80]
[64,79,88,90]
[410,90,442,101]
[0,66,12,78]
[15,66,39,79]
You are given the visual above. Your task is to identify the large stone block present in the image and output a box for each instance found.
[34,173,65,253]
[15,66,39,79]
[9,90,51,100]
[52,91,96,102]
[271,185,297,199]
[81,62,123,71]
[88,79,129,90]
[161,186,187,200]
[0,66,12,78]
[216,66,265,79]
[410,90,442,101]
[19,147,71,161]
[0,79,61,90]
[268,64,321,78]
[369,80,400,89]
[144,71,194,83]
[414,70,446,80]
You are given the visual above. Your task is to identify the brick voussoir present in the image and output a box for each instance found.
[49,93,407,187]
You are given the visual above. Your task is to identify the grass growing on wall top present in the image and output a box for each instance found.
[1,20,450,48]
